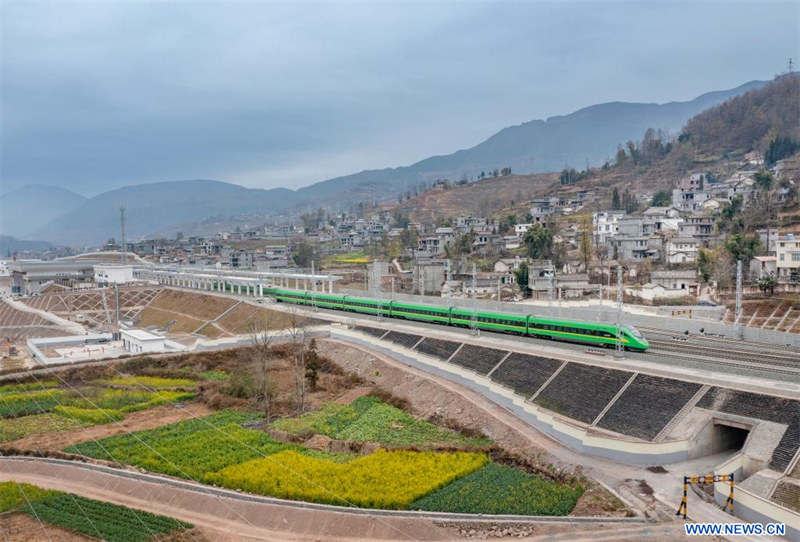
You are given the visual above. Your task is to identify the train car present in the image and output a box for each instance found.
[526,316,649,351]
[389,300,451,324]
[450,307,528,334]
[272,288,310,304]
[342,295,387,315]
[307,292,346,310]
[263,286,648,351]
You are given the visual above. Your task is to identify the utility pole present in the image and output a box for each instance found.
[734,260,743,340]
[445,259,451,303]
[547,262,554,315]
[471,263,479,337]
[119,205,126,265]
[615,265,625,359]
[311,261,317,311]
[114,283,120,335]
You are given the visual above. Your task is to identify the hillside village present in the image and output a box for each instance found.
[5,75,800,317]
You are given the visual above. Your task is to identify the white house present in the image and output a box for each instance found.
[776,234,800,279]
[750,256,777,278]
[515,223,533,237]
[592,211,626,244]
[666,237,700,264]
[121,329,166,354]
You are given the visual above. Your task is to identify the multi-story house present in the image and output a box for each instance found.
[776,234,800,280]
[592,211,626,245]
[666,237,700,264]
[678,215,714,245]
[672,188,713,213]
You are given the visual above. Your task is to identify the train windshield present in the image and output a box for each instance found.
[626,326,643,339]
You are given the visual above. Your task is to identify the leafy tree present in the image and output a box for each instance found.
[622,188,639,214]
[579,216,592,272]
[615,146,628,167]
[500,213,517,233]
[501,167,512,176]
[753,168,775,191]
[292,240,317,268]
[696,248,714,283]
[724,234,762,264]
[514,261,531,297]
[764,136,800,167]
[522,224,554,260]
[756,274,777,298]
[611,188,621,210]
[651,189,672,207]
[399,228,417,250]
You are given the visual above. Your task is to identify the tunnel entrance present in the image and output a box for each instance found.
[710,421,750,454]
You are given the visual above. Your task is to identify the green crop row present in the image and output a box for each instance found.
[0,380,59,396]
[411,462,583,515]
[22,493,192,542]
[66,410,293,480]
[0,389,66,417]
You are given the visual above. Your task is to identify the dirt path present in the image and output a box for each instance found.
[4,402,214,452]
[0,460,455,542]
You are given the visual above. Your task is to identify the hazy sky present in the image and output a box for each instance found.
[1,1,797,197]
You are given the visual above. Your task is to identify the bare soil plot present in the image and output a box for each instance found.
[0,512,92,542]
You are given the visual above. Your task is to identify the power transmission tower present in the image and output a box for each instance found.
[615,265,625,359]
[119,205,126,264]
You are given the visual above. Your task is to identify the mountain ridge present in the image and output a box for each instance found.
[19,79,768,246]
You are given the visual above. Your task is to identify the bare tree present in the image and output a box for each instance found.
[284,306,310,414]
[248,314,278,422]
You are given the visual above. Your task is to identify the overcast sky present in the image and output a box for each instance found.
[1,1,797,197]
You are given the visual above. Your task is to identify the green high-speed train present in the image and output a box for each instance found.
[252,286,649,351]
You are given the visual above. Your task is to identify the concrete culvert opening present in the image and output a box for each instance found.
[711,421,750,454]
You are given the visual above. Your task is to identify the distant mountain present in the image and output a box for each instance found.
[0,184,86,237]
[0,235,53,255]
[26,79,771,247]
[293,80,768,206]
[32,180,297,247]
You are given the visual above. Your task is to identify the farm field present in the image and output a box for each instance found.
[412,462,583,515]
[0,377,197,444]
[0,482,194,542]
[66,400,583,514]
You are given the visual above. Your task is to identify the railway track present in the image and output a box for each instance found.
[648,340,800,370]
[645,346,800,379]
